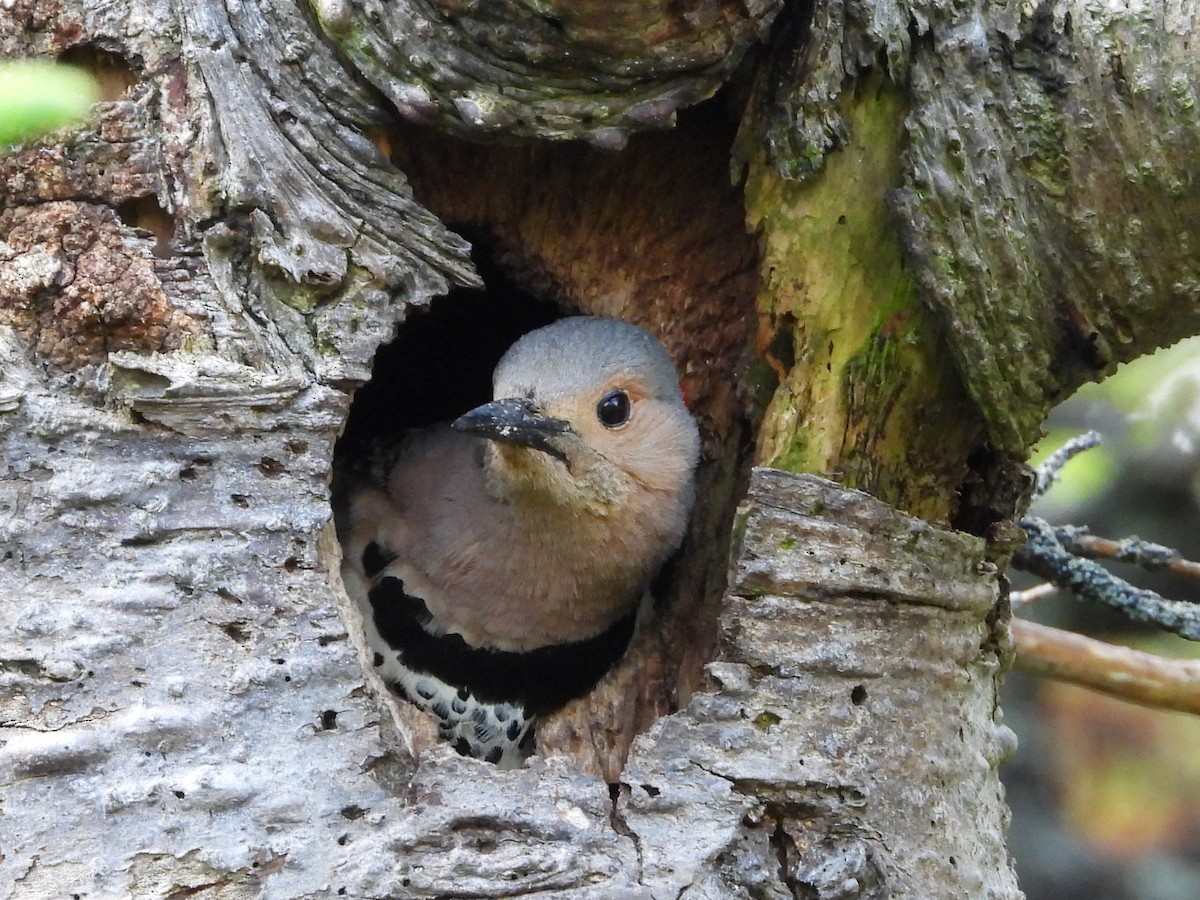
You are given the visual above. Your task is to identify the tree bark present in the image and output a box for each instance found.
[2,0,1198,897]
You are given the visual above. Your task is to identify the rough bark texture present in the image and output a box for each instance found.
[316,0,784,145]
[2,0,1199,896]
[899,0,1200,454]
[744,0,1200,505]
[1,450,1017,897]
[619,470,1020,900]
[751,0,1200,458]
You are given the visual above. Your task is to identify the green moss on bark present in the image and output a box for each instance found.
[744,74,983,521]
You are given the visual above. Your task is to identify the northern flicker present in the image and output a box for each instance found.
[336,316,699,767]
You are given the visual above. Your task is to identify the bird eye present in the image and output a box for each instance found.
[596,390,631,428]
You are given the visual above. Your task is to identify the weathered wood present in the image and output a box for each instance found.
[743,71,987,522]
[745,0,1200,487]
[1,410,1017,897]
[317,0,784,145]
[617,470,1019,899]
[896,0,1200,452]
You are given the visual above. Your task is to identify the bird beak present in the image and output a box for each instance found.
[452,398,573,462]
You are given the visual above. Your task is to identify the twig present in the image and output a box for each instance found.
[1014,431,1200,711]
[1053,526,1200,583]
[1009,583,1059,609]
[1013,515,1200,640]
[1013,618,1200,715]
[1033,430,1102,498]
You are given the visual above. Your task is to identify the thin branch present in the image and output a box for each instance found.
[1013,515,1200,640]
[1009,583,1059,609]
[1053,526,1200,583]
[1033,430,1102,498]
[1013,618,1200,715]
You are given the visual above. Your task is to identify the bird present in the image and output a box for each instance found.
[335,316,700,767]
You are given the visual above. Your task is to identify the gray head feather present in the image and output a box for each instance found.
[493,317,683,405]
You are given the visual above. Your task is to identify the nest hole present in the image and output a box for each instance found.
[56,43,139,101]
[331,256,737,777]
[334,92,763,778]
[115,196,177,260]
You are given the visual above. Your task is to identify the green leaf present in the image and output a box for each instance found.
[0,60,100,147]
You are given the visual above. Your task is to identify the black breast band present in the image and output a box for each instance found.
[367,570,637,715]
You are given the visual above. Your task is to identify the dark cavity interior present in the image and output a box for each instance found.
[337,249,562,453]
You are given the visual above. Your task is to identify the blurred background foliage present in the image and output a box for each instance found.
[1007,335,1200,900]
[0,59,98,147]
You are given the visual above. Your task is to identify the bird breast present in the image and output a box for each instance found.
[386,427,681,652]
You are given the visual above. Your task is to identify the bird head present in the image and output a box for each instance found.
[451,317,700,521]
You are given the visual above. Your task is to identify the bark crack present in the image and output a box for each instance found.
[608,783,646,886]
[769,819,799,900]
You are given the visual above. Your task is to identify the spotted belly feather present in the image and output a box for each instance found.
[354,539,636,768]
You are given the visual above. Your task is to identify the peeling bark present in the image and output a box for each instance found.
[0,202,201,366]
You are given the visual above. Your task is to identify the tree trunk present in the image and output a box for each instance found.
[2,0,1197,897]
